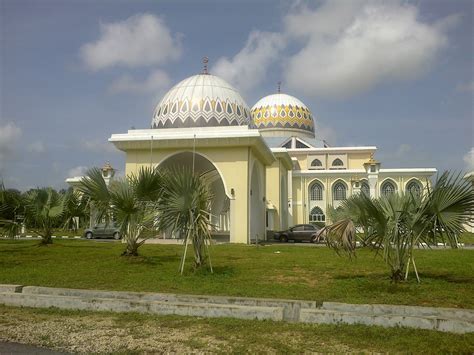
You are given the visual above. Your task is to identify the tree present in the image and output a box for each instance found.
[0,183,25,237]
[324,172,474,282]
[78,167,163,256]
[158,168,214,273]
[63,189,89,231]
[21,188,66,245]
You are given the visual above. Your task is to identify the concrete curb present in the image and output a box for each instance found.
[0,285,472,334]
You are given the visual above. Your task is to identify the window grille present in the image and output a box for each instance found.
[333,182,347,201]
[310,183,323,201]
[381,181,396,196]
[406,180,422,196]
[309,207,325,222]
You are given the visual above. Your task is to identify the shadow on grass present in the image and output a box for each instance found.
[418,272,474,284]
[180,265,236,277]
[120,254,187,266]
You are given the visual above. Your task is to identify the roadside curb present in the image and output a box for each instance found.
[0,285,472,334]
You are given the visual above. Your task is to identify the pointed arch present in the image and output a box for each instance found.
[332,158,344,167]
[309,206,325,223]
[381,179,397,196]
[332,180,348,201]
[309,181,324,201]
[406,178,423,196]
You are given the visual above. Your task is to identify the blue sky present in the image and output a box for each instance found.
[1,0,473,190]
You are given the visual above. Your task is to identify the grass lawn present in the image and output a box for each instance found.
[1,305,473,353]
[0,239,473,309]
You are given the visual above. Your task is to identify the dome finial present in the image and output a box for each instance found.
[277,81,281,93]
[202,56,209,74]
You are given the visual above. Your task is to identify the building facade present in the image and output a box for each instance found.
[104,67,436,244]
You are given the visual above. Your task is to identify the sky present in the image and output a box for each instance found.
[1,0,473,191]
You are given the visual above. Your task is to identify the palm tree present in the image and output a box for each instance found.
[158,168,214,273]
[63,189,89,232]
[0,183,25,238]
[324,172,474,282]
[78,167,163,256]
[21,188,66,245]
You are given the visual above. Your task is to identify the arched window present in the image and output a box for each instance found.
[406,180,422,196]
[310,159,322,168]
[333,182,347,201]
[331,158,344,169]
[309,206,325,222]
[332,158,344,167]
[381,180,396,196]
[361,181,370,197]
[310,182,323,201]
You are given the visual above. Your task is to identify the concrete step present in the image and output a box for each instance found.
[0,292,284,321]
[300,308,474,334]
[322,302,474,323]
[21,286,317,321]
[1,285,472,334]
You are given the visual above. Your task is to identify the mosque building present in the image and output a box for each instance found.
[101,59,436,243]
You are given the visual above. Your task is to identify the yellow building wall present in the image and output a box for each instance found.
[347,153,372,169]
[124,146,253,244]
[266,161,281,230]
[265,158,290,231]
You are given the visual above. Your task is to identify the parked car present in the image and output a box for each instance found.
[84,223,121,240]
[273,224,323,243]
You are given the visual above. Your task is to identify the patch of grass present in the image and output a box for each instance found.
[0,305,472,353]
[0,240,473,308]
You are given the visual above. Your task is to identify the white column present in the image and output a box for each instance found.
[230,197,236,243]
[287,170,293,227]
[368,174,378,198]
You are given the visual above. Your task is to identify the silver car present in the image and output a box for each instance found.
[84,223,121,240]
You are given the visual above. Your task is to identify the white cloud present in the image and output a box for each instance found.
[67,166,88,178]
[0,122,22,169]
[27,141,45,154]
[82,140,118,154]
[456,81,474,93]
[463,148,474,171]
[109,69,171,94]
[80,13,182,70]
[283,1,457,98]
[396,143,412,157]
[212,31,285,93]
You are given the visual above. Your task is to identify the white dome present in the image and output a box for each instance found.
[251,93,315,138]
[152,74,251,129]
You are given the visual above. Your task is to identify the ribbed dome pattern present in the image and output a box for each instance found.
[152,74,251,129]
[251,93,315,138]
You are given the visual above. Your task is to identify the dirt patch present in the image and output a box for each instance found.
[268,267,330,288]
[0,309,226,354]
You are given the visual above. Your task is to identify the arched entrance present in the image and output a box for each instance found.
[158,151,230,239]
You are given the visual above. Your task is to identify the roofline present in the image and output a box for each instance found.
[286,146,377,153]
[379,168,437,173]
[109,126,276,166]
[294,167,437,176]
[294,169,367,175]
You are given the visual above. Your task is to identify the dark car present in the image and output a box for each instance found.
[84,223,121,240]
[273,224,323,243]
